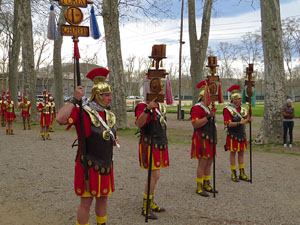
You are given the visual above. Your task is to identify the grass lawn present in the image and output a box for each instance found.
[165,102,300,118]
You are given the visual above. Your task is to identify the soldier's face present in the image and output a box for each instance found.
[233,98,242,106]
[101,93,112,107]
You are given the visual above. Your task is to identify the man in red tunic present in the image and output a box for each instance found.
[0,92,5,127]
[223,85,251,182]
[3,91,15,135]
[19,93,31,130]
[190,80,217,197]
[48,94,55,132]
[38,91,51,140]
[56,68,119,225]
[135,93,168,220]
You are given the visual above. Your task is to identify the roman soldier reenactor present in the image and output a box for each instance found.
[190,80,218,197]
[135,95,168,220]
[38,91,51,140]
[223,85,251,182]
[56,68,119,225]
[19,93,31,130]
[48,94,55,132]
[1,92,6,127]
[4,91,15,135]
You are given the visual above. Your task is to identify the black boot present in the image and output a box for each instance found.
[239,168,250,182]
[231,169,239,182]
[196,182,209,197]
[141,195,158,220]
[203,180,218,193]
[151,194,166,212]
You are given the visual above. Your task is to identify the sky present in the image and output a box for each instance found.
[60,0,300,71]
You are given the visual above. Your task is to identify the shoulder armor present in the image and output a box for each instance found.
[84,107,101,127]
[225,105,237,117]
[158,103,167,116]
[105,109,116,128]
[240,106,248,117]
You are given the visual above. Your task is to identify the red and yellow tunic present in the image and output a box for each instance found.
[19,101,31,117]
[223,105,248,152]
[67,106,115,198]
[190,104,217,159]
[4,100,15,122]
[0,100,2,117]
[38,102,51,126]
[135,103,169,170]
[50,102,55,122]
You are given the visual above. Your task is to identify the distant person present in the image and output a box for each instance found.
[223,85,252,182]
[0,92,5,127]
[48,94,55,132]
[190,80,217,197]
[19,93,31,130]
[56,68,119,225]
[282,99,294,148]
[3,91,15,135]
[38,91,51,140]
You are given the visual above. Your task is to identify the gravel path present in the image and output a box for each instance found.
[0,114,300,225]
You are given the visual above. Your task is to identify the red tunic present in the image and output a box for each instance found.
[4,100,15,122]
[67,106,115,197]
[50,102,55,122]
[223,107,248,152]
[190,105,216,159]
[136,103,169,170]
[38,102,51,126]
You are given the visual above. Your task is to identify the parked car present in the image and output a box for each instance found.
[64,95,73,102]
[36,95,44,102]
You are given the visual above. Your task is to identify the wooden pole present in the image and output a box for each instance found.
[178,0,184,120]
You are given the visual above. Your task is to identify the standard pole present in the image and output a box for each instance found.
[145,141,153,222]
[74,40,89,182]
[249,104,252,183]
[212,103,216,198]
[178,0,184,120]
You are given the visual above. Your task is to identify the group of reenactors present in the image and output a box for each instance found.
[0,89,56,139]
[38,90,56,140]
[55,67,252,225]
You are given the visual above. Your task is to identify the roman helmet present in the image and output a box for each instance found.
[6,90,11,101]
[86,67,111,107]
[228,85,241,102]
[23,93,28,101]
[196,80,211,105]
[48,93,53,102]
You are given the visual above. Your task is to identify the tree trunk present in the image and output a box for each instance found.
[102,0,128,129]
[20,0,37,118]
[188,0,213,104]
[255,0,285,144]
[53,6,67,111]
[8,0,21,108]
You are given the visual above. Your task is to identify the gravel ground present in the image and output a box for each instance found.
[0,113,300,225]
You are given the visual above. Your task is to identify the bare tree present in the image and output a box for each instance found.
[255,0,286,144]
[8,0,21,107]
[240,31,262,65]
[281,18,298,100]
[19,0,37,118]
[102,0,128,129]
[53,6,67,111]
[188,0,213,104]
[216,42,240,78]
